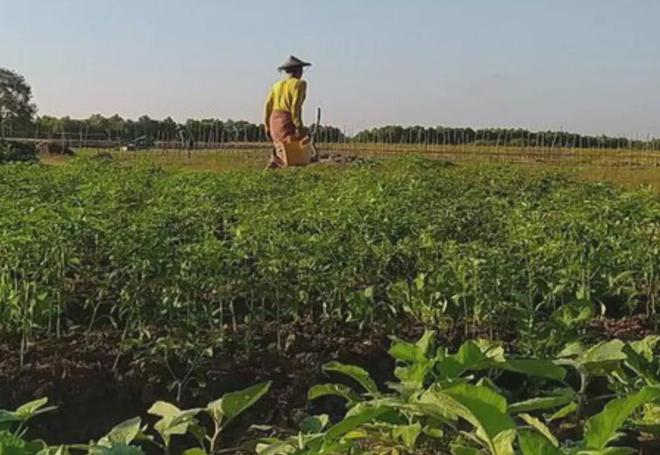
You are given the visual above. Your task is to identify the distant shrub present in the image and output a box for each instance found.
[0,139,38,163]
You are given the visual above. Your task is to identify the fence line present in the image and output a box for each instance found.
[7,133,660,168]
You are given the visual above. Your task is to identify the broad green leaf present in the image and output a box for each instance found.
[15,398,47,416]
[518,429,563,455]
[0,410,19,425]
[553,300,593,328]
[416,388,461,423]
[92,444,145,455]
[622,342,659,386]
[578,340,628,375]
[344,399,402,424]
[584,385,660,450]
[577,449,635,455]
[169,408,204,429]
[15,398,56,421]
[182,449,207,455]
[391,422,422,448]
[150,404,202,447]
[389,338,424,363]
[207,381,271,425]
[256,441,296,455]
[99,417,142,445]
[449,340,507,378]
[443,383,513,429]
[0,431,29,453]
[558,342,585,358]
[456,340,492,368]
[323,362,379,396]
[188,423,208,447]
[423,426,444,439]
[307,384,360,404]
[509,389,575,414]
[547,402,577,422]
[435,355,465,381]
[635,422,660,435]
[629,336,660,362]
[343,429,369,440]
[299,414,329,434]
[492,429,516,455]
[325,406,388,440]
[415,330,436,357]
[603,448,637,455]
[147,401,181,418]
[475,340,506,362]
[437,340,499,380]
[498,360,566,381]
[24,439,46,454]
[428,383,516,453]
[519,413,558,447]
[394,359,433,388]
[634,404,660,435]
[450,443,482,455]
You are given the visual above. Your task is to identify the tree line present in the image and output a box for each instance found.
[29,115,346,144]
[2,67,658,149]
[14,115,658,150]
[353,125,660,150]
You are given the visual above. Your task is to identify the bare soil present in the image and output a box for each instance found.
[1,316,657,451]
[0,323,401,445]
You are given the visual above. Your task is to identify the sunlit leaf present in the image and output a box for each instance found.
[307,384,360,404]
[323,362,379,396]
[584,386,660,450]
[325,406,388,440]
[509,389,575,414]
[207,381,271,425]
[518,429,563,455]
[519,413,558,447]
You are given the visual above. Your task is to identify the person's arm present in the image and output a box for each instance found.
[291,80,307,132]
[264,87,274,139]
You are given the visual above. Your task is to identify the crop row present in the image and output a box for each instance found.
[0,157,658,358]
[3,332,660,454]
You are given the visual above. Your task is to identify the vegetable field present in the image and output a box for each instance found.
[1,156,659,454]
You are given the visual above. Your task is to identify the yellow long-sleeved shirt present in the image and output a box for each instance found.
[264,77,307,129]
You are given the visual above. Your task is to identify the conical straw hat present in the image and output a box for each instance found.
[278,55,312,70]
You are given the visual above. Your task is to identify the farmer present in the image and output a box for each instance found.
[264,55,311,169]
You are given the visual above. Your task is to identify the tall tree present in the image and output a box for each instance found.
[0,68,36,138]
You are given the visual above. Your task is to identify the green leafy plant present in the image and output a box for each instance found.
[0,398,55,454]
[256,332,660,455]
[0,383,270,455]
[2,158,658,361]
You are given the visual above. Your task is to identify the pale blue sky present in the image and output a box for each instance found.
[2,0,659,136]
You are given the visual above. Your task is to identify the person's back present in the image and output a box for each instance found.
[269,78,307,124]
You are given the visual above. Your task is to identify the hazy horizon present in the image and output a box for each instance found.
[2,0,660,137]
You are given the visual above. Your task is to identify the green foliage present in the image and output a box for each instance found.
[0,140,37,163]
[1,158,658,364]
[1,157,659,453]
[351,125,657,149]
[583,386,660,451]
[0,68,36,137]
[208,381,271,424]
[12,109,658,150]
[1,383,270,454]
[22,114,345,144]
[2,334,660,454]
[259,332,660,455]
